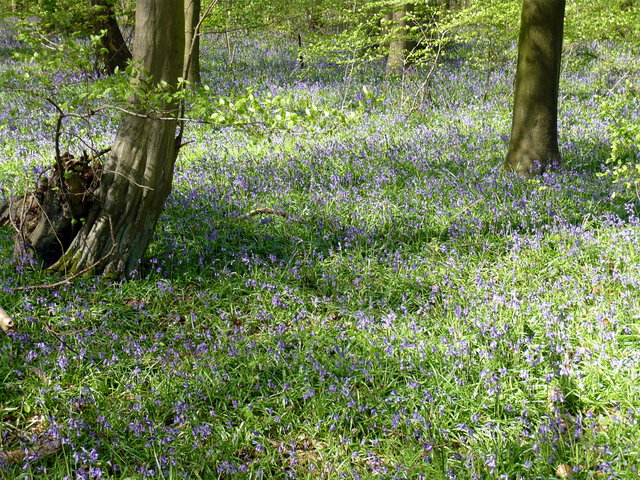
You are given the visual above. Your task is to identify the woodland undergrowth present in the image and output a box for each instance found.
[1,21,640,480]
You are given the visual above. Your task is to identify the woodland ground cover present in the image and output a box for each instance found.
[1,19,640,480]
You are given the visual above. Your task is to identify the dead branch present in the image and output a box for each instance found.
[246,208,290,219]
[0,437,62,464]
[46,98,70,198]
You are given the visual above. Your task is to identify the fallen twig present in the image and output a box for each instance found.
[14,242,117,291]
[243,208,304,223]
[15,216,118,291]
[246,208,290,219]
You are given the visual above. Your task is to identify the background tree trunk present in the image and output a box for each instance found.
[50,0,185,277]
[90,0,132,75]
[385,5,416,75]
[184,0,201,84]
[504,0,565,177]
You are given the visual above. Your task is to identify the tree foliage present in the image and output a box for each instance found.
[565,0,640,45]
[10,0,132,76]
[599,81,640,199]
[2,0,639,273]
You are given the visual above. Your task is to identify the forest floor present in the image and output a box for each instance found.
[1,20,640,480]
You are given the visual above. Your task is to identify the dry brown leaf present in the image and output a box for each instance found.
[0,305,15,333]
[555,463,572,478]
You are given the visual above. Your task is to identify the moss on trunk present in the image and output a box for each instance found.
[48,0,185,277]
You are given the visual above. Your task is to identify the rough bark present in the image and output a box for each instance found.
[504,0,565,177]
[90,0,132,75]
[49,0,185,277]
[184,0,201,83]
[1,151,102,267]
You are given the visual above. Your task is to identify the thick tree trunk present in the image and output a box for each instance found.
[90,0,132,75]
[385,5,416,75]
[50,0,185,277]
[184,0,201,84]
[504,0,565,177]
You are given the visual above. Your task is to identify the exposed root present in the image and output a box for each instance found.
[15,235,117,291]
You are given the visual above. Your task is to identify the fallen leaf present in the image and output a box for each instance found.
[556,463,572,478]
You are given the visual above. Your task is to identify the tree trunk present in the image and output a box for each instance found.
[297,32,305,69]
[184,0,201,84]
[385,5,415,75]
[50,0,185,277]
[90,0,132,75]
[504,0,565,177]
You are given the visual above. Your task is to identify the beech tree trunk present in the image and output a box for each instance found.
[385,4,416,75]
[504,0,565,177]
[50,0,185,277]
[90,0,132,75]
[184,0,201,84]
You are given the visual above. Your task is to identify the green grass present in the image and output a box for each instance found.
[1,28,640,480]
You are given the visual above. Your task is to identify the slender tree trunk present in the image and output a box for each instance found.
[297,32,305,69]
[50,0,185,277]
[90,0,132,75]
[385,5,415,75]
[504,0,565,177]
[184,0,201,84]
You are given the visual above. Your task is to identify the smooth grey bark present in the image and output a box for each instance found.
[385,5,416,74]
[184,0,201,83]
[504,0,565,177]
[50,0,185,277]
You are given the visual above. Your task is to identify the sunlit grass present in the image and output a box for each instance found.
[1,27,640,480]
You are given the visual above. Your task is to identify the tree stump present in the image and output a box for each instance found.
[0,152,102,267]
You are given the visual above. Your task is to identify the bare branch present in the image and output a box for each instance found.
[45,98,68,198]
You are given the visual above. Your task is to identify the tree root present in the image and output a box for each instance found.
[14,237,117,291]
